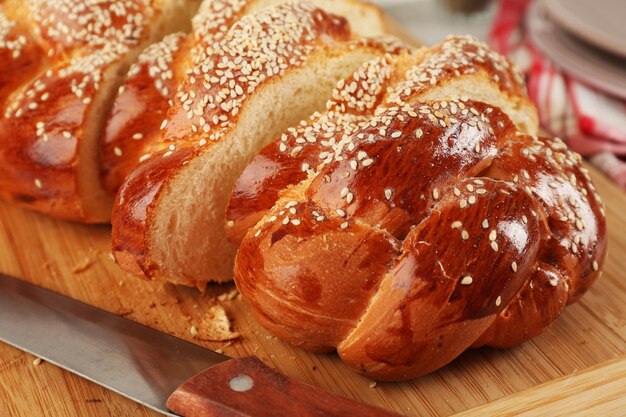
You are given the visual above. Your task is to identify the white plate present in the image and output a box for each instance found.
[527,0,626,100]
[545,0,626,59]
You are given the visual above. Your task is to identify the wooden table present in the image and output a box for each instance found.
[1,21,626,416]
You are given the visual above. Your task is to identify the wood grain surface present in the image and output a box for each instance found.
[1,24,626,417]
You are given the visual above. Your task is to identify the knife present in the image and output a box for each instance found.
[0,273,399,417]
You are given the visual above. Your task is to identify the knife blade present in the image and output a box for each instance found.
[0,273,399,417]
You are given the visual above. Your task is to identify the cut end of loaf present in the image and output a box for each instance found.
[148,45,385,284]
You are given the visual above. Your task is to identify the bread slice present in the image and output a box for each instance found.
[102,0,386,194]
[227,35,539,244]
[0,0,201,222]
[111,2,396,287]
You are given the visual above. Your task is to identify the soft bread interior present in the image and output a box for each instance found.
[79,0,202,222]
[150,47,381,284]
[247,0,386,37]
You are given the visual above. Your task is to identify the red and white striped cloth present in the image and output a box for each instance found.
[489,0,626,189]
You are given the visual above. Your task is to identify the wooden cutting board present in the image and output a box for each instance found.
[1,25,626,417]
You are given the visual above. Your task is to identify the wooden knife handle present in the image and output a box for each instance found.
[166,356,400,417]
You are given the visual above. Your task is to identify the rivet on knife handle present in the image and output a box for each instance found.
[166,356,401,417]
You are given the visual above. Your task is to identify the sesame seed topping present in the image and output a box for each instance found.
[432,188,440,200]
[34,179,42,189]
[511,262,518,272]
[384,188,393,200]
[489,230,497,241]
[340,222,349,229]
[482,219,489,229]
[495,296,502,307]
[491,241,499,252]
[592,261,599,271]
[451,221,462,229]
[114,147,123,157]
[461,276,473,285]
[461,230,469,240]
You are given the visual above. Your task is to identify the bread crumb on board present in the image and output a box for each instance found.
[72,257,95,274]
[72,249,105,274]
[217,288,239,302]
[190,305,240,342]
[32,357,43,366]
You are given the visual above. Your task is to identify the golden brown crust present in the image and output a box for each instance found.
[0,0,162,222]
[101,33,191,193]
[230,38,607,380]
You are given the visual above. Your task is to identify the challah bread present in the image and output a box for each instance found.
[111,2,397,287]
[102,0,387,194]
[227,36,539,243]
[230,41,607,380]
[0,0,201,222]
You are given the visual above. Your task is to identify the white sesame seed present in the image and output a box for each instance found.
[283,217,290,225]
[495,296,502,307]
[340,222,349,229]
[511,262,518,272]
[489,230,497,241]
[391,131,402,139]
[34,179,42,189]
[291,219,301,226]
[482,219,489,229]
[336,209,346,217]
[254,230,261,238]
[451,221,462,229]
[461,276,473,285]
[132,133,143,140]
[384,188,393,200]
[592,261,599,271]
[491,241,499,252]
[415,128,423,139]
[114,147,123,157]
[432,188,439,200]
[362,158,374,167]
[461,230,469,240]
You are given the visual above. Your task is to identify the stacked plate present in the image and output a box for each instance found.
[528,0,626,99]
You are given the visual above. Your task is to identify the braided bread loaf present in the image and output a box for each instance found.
[111,2,396,287]
[0,0,201,222]
[229,37,607,380]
